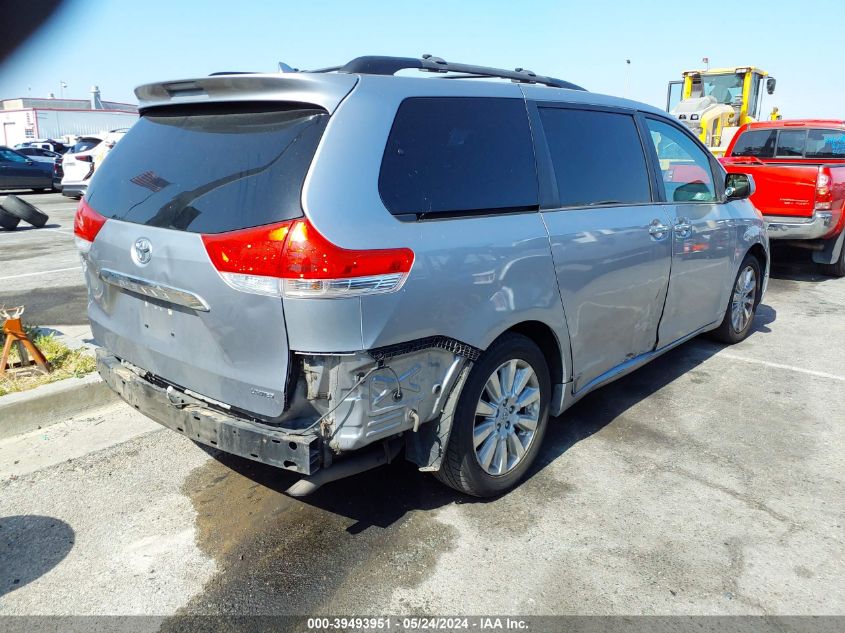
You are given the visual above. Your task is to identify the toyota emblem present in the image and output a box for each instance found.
[133,238,153,266]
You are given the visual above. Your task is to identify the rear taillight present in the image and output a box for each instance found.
[202,218,415,298]
[73,198,107,254]
[76,155,93,163]
[816,167,833,211]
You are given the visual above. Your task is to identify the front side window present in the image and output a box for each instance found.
[775,130,806,157]
[805,129,845,159]
[646,119,717,203]
[730,129,776,158]
[701,73,744,105]
[378,97,538,216]
[538,107,652,207]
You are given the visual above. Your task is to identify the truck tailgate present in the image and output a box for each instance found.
[720,160,819,218]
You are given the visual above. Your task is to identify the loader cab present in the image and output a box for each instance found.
[667,66,776,156]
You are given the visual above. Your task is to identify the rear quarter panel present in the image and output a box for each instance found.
[290,76,571,380]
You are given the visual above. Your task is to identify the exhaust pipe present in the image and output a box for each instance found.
[285,438,402,497]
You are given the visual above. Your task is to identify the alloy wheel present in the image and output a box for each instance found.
[731,265,757,333]
[473,359,541,476]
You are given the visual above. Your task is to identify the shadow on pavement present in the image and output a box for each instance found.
[0,515,74,597]
[204,310,775,532]
[2,223,64,233]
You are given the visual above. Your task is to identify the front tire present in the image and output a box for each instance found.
[435,333,550,497]
[710,254,762,344]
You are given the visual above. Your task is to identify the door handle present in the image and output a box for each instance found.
[648,219,670,240]
[674,218,693,239]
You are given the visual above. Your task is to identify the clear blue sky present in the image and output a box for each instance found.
[1,0,843,118]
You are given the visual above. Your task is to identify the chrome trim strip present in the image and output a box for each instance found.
[99,268,210,312]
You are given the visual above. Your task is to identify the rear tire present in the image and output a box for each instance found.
[819,239,845,278]
[435,333,550,497]
[1,194,48,227]
[0,207,20,230]
[710,254,762,344]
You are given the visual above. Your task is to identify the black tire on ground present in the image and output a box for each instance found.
[819,240,845,278]
[0,207,20,230]
[1,194,49,227]
[435,333,551,497]
[710,253,763,344]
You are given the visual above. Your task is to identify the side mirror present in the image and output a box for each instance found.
[25,159,33,165]
[766,77,776,95]
[726,173,755,200]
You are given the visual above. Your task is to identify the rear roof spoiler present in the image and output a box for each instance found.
[134,73,358,114]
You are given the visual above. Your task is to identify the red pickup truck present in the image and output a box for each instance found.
[720,119,845,277]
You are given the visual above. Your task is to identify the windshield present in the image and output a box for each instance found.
[701,73,744,105]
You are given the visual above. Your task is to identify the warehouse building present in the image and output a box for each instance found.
[0,86,137,146]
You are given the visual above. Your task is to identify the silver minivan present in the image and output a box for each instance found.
[75,56,768,497]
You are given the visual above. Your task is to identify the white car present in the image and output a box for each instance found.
[60,135,103,199]
[61,130,128,199]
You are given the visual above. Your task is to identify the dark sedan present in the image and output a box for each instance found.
[0,146,57,191]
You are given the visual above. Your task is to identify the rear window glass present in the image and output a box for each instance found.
[538,108,652,207]
[805,129,845,159]
[71,138,101,153]
[775,130,806,157]
[378,97,538,216]
[86,104,328,234]
[730,129,776,158]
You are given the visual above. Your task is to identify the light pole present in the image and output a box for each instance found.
[60,81,67,99]
[624,59,631,98]
[702,57,710,71]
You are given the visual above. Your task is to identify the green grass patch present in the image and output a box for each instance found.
[0,331,96,397]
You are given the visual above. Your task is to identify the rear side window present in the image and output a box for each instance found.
[730,129,776,157]
[538,107,652,207]
[775,130,806,157]
[806,129,845,159]
[378,97,537,216]
[86,104,328,234]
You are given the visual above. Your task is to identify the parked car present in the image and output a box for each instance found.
[16,147,62,160]
[0,145,56,191]
[61,135,103,198]
[76,56,768,497]
[17,146,64,190]
[720,119,845,277]
[16,139,70,154]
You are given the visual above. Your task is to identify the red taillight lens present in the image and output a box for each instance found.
[816,167,833,210]
[76,155,93,163]
[202,218,415,298]
[73,198,107,253]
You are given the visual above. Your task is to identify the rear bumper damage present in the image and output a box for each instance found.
[97,351,321,474]
[96,339,473,488]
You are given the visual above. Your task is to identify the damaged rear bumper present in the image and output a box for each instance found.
[96,351,321,475]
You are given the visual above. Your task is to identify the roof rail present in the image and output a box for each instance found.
[312,54,585,91]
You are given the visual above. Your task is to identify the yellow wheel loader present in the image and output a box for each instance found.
[666,66,778,156]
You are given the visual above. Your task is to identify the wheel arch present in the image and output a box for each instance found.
[496,320,567,390]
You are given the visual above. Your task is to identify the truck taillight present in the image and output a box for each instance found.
[73,198,108,254]
[816,167,833,211]
[202,218,415,299]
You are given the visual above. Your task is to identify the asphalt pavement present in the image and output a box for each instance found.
[0,191,86,326]
[0,257,842,621]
